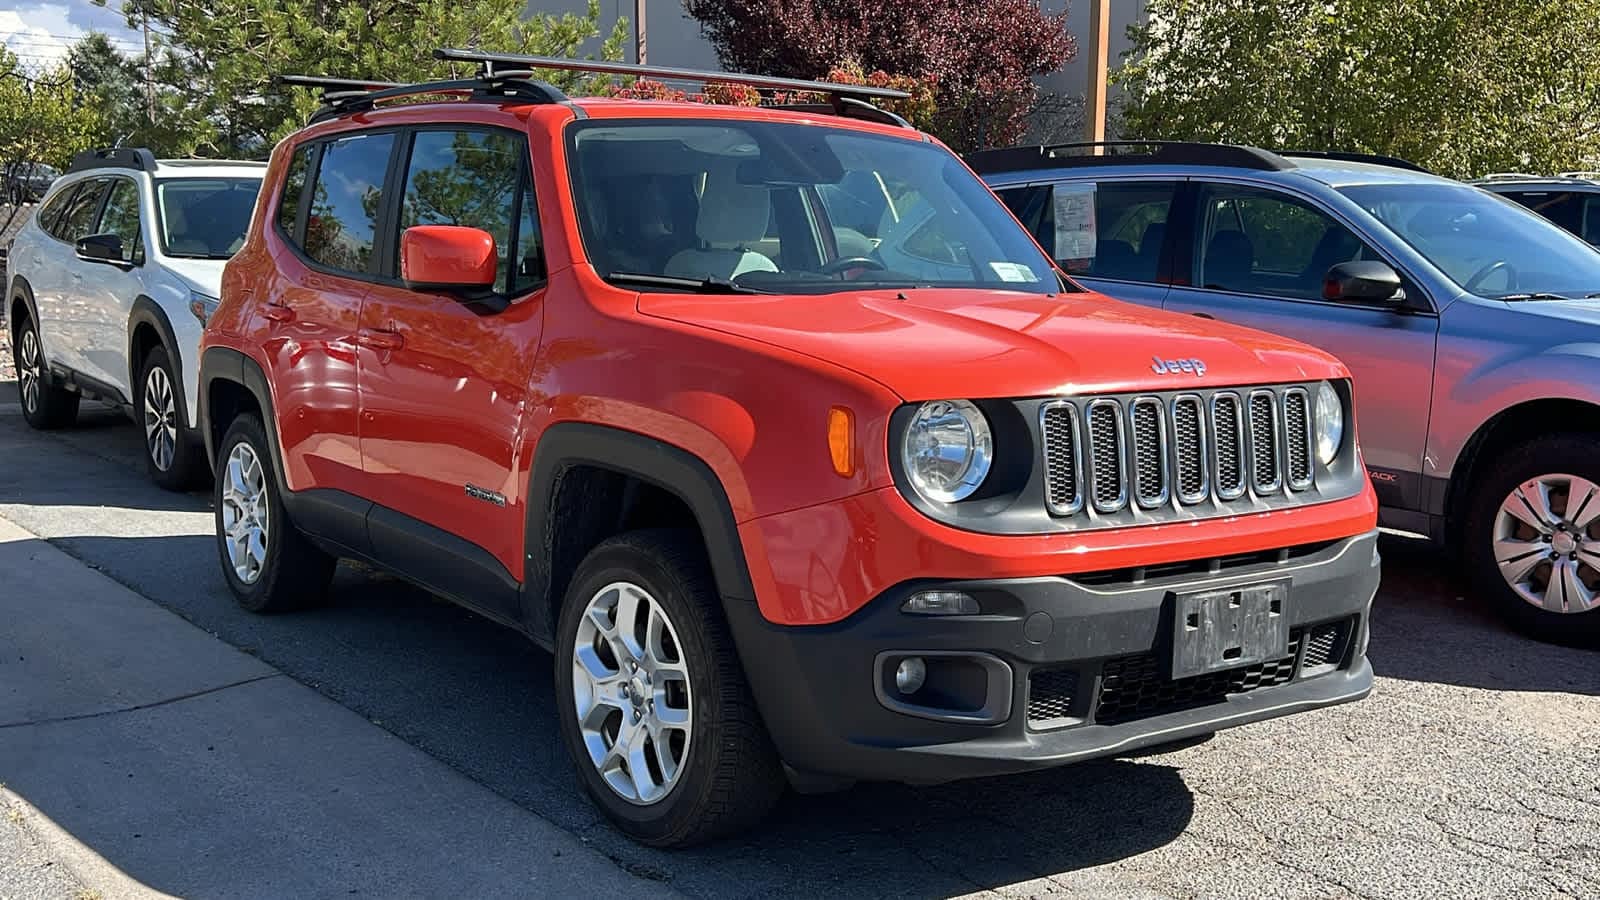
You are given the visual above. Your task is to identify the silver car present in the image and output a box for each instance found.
[972,142,1600,643]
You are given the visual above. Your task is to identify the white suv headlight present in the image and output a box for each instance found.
[188,289,221,325]
[1315,381,1345,465]
[901,400,993,503]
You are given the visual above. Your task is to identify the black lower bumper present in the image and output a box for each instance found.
[727,529,1380,784]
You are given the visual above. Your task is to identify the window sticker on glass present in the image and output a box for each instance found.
[1052,183,1097,269]
[989,261,1041,283]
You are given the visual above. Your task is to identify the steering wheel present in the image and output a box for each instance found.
[1464,259,1516,294]
[817,256,887,278]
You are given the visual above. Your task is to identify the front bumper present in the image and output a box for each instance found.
[726,528,1380,783]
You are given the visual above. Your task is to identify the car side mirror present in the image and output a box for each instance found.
[1323,260,1404,305]
[400,225,498,298]
[75,233,126,265]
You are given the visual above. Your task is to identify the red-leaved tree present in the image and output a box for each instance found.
[681,0,1076,150]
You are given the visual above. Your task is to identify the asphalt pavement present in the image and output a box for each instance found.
[0,378,1597,899]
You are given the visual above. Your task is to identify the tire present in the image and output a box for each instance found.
[137,345,207,491]
[7,185,21,207]
[554,529,784,847]
[213,413,335,613]
[1463,434,1600,645]
[11,314,79,430]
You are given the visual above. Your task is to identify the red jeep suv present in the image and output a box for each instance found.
[200,51,1380,847]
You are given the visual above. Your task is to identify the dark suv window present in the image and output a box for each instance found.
[276,144,313,238]
[1500,189,1600,245]
[36,184,80,236]
[996,181,1177,283]
[53,179,109,241]
[97,179,145,264]
[397,129,536,294]
[302,132,396,274]
[1194,184,1370,301]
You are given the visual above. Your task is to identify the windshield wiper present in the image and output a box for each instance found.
[606,272,767,295]
[1494,292,1573,301]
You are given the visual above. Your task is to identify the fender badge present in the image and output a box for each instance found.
[465,484,508,507]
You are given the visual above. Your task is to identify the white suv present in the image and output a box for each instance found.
[5,148,264,489]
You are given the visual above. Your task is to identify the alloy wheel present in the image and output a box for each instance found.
[219,442,270,585]
[16,328,40,415]
[571,581,694,805]
[143,364,179,471]
[1493,473,1600,614]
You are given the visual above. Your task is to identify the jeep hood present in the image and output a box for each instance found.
[639,288,1349,400]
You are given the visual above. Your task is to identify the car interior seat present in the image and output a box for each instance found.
[665,168,779,281]
[1203,230,1256,290]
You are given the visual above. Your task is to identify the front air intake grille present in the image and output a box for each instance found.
[1093,632,1303,725]
[1027,667,1079,727]
[1037,383,1328,528]
[1301,618,1352,675]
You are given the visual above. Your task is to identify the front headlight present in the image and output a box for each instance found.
[1315,381,1344,465]
[188,290,220,326]
[901,399,993,503]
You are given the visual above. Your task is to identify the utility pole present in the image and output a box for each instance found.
[635,0,647,64]
[1084,0,1110,147]
[141,9,155,126]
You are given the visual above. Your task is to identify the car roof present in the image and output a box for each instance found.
[1474,176,1600,191]
[153,159,270,178]
[970,143,1461,191]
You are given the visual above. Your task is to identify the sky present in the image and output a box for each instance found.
[0,0,145,69]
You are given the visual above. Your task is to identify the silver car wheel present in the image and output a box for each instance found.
[571,581,693,806]
[219,442,270,585]
[1494,473,1600,614]
[17,328,40,414]
[143,364,178,471]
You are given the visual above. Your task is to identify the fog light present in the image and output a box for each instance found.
[901,590,980,616]
[895,657,927,694]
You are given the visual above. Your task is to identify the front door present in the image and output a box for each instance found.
[78,176,147,395]
[1162,181,1440,511]
[356,127,547,608]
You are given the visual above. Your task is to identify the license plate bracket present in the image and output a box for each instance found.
[1171,580,1289,679]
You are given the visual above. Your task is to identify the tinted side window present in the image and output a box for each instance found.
[510,178,545,292]
[56,179,109,241]
[97,179,144,263]
[1501,190,1584,235]
[37,184,80,236]
[398,129,523,293]
[277,144,313,239]
[304,132,395,274]
[998,182,1176,283]
[1583,195,1600,245]
[1194,184,1370,301]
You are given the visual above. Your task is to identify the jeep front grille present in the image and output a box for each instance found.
[1040,384,1321,528]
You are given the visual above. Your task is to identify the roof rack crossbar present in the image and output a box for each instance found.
[67,147,158,174]
[283,72,569,124]
[433,47,912,103]
[1275,149,1429,173]
[1558,171,1600,181]
[965,140,1292,175]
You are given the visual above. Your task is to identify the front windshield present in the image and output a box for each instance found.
[567,120,1059,294]
[1339,182,1600,298]
[157,177,262,259]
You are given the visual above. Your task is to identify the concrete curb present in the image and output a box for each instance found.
[1,787,178,900]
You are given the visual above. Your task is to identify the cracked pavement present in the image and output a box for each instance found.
[0,382,1597,899]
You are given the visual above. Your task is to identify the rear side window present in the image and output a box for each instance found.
[54,179,109,241]
[303,132,396,274]
[397,129,526,293]
[1504,190,1600,246]
[36,184,80,236]
[276,144,313,237]
[996,181,1177,283]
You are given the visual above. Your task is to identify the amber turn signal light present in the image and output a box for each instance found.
[828,406,855,477]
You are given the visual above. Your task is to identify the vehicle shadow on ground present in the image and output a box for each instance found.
[0,409,211,514]
[43,533,1196,898]
[1367,531,1599,695]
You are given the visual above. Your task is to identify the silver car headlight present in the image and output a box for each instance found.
[1315,381,1344,465]
[901,400,993,503]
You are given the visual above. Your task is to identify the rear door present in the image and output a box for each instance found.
[355,126,547,615]
[1162,180,1441,509]
[34,177,111,379]
[992,177,1180,309]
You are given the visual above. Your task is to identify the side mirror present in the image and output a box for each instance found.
[400,225,497,294]
[75,233,125,264]
[1323,260,1404,305]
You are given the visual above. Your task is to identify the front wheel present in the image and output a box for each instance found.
[1464,434,1600,645]
[138,345,206,490]
[554,529,784,847]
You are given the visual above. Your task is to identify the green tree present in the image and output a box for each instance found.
[68,32,211,156]
[98,0,628,157]
[0,49,101,170]
[1115,0,1600,178]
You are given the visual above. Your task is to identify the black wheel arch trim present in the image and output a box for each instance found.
[7,277,39,337]
[128,296,196,433]
[200,346,289,491]
[523,422,757,640]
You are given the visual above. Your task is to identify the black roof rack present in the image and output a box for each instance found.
[281,70,569,125]
[1276,150,1430,173]
[966,141,1293,175]
[67,147,158,174]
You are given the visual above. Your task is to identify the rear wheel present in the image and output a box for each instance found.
[1464,435,1600,645]
[138,345,206,491]
[554,529,784,847]
[214,413,335,613]
[11,314,78,429]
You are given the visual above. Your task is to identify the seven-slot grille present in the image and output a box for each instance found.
[1041,385,1319,522]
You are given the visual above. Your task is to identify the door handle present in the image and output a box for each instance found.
[262,303,295,323]
[1189,311,1216,320]
[357,329,405,351]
